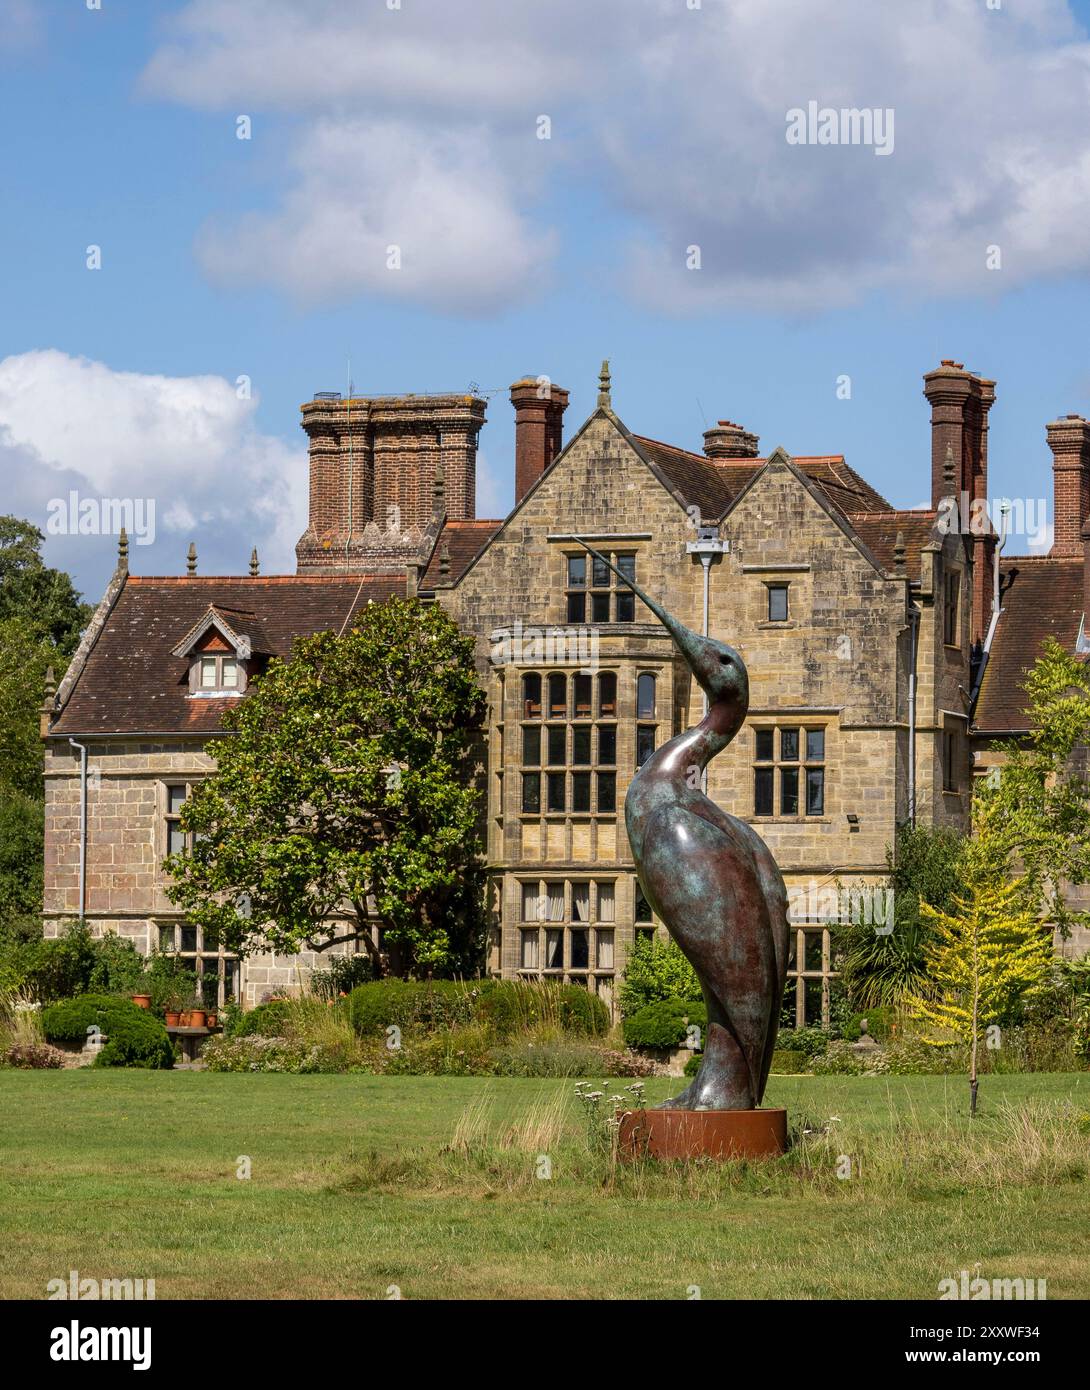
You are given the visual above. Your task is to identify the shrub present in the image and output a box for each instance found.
[202,1035,354,1073]
[840,1006,897,1043]
[41,994,173,1069]
[386,1024,497,1076]
[769,1048,809,1074]
[472,979,609,1039]
[623,997,707,1049]
[618,933,700,1017]
[348,979,471,1037]
[775,1026,831,1058]
[5,1041,66,1068]
[684,1051,702,1078]
[231,1000,294,1039]
[810,1041,870,1076]
[880,1038,958,1075]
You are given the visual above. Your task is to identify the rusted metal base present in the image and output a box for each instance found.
[618,1108,787,1161]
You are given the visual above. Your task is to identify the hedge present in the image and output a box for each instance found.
[40,994,174,1069]
[472,979,609,1039]
[346,977,610,1040]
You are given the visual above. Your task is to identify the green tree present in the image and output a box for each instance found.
[837,822,966,1008]
[165,598,487,977]
[0,516,91,655]
[905,878,1053,1115]
[969,636,1090,938]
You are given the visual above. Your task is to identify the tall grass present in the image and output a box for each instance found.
[333,1087,1090,1203]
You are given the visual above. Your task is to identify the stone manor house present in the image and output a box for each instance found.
[40,360,1090,1020]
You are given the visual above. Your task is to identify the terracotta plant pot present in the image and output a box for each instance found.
[131,994,152,1010]
[189,1009,206,1028]
[179,1011,192,1027]
[165,1011,181,1027]
[205,1013,217,1028]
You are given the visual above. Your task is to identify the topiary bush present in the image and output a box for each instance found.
[623,997,707,1049]
[40,994,173,1069]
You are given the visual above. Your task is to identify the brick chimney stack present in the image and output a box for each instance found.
[296,391,487,574]
[510,378,570,505]
[922,361,996,512]
[703,420,760,460]
[1046,414,1090,558]
[922,360,997,645]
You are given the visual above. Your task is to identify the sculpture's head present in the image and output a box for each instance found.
[571,539,749,727]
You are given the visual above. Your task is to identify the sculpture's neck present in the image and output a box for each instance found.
[680,700,743,772]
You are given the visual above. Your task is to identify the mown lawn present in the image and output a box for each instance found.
[1,1070,1087,1300]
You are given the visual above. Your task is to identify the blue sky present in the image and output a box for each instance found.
[5,0,1090,598]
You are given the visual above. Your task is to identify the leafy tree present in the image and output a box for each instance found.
[837,822,966,1008]
[619,932,701,1018]
[0,618,55,798]
[165,598,487,977]
[904,878,1053,1115]
[0,516,91,656]
[969,637,1090,938]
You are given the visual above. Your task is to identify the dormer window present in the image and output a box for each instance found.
[172,605,262,698]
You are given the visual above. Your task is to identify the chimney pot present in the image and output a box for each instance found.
[1046,415,1090,557]
[510,378,570,505]
[703,420,760,459]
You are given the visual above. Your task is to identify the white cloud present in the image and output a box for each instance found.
[0,351,306,599]
[196,119,556,314]
[139,0,1090,315]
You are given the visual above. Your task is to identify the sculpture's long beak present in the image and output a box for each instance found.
[570,537,706,668]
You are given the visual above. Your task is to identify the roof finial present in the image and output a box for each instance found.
[40,665,57,737]
[117,527,129,574]
[943,443,956,496]
[439,541,451,579]
[597,359,612,409]
[187,541,197,576]
[433,457,446,514]
[893,530,906,575]
[249,547,260,577]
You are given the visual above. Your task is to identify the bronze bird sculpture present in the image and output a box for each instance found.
[575,540,789,1111]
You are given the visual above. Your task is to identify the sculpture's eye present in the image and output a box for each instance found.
[719,653,731,665]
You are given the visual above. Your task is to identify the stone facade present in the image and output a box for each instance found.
[45,356,1081,1022]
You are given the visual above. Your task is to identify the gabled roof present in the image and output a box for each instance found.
[420,519,503,589]
[631,436,893,522]
[51,575,403,736]
[169,605,271,661]
[849,511,940,576]
[973,555,1086,734]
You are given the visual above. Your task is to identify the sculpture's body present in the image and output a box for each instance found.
[577,541,789,1111]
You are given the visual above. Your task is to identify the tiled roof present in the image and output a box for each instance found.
[631,437,893,520]
[420,519,503,588]
[849,511,939,575]
[973,555,1086,734]
[632,436,735,517]
[51,575,403,736]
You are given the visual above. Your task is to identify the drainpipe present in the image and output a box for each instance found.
[907,606,919,827]
[68,738,88,923]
